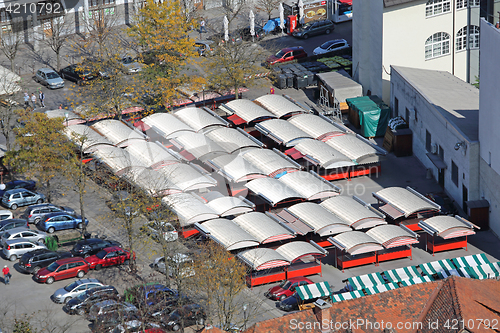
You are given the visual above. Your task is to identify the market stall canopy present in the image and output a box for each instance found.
[256,119,312,147]
[64,124,113,153]
[363,282,399,296]
[418,215,478,239]
[171,132,227,162]
[286,139,356,169]
[365,224,419,248]
[205,127,263,154]
[221,99,276,123]
[419,259,456,276]
[288,113,345,141]
[125,141,181,170]
[232,212,295,244]
[286,202,351,236]
[237,247,290,271]
[328,231,384,255]
[452,253,490,268]
[320,196,386,230]
[245,177,305,206]
[278,171,341,200]
[296,281,331,301]
[254,94,307,118]
[373,186,441,219]
[275,240,327,263]
[331,290,364,303]
[163,193,219,226]
[123,166,181,196]
[201,191,255,217]
[141,113,195,139]
[399,276,434,286]
[93,145,145,176]
[348,272,386,290]
[437,268,477,279]
[383,266,421,283]
[242,148,301,177]
[45,109,86,126]
[156,163,217,192]
[92,119,147,147]
[174,106,228,132]
[271,210,315,236]
[197,219,259,251]
[206,154,267,183]
[325,133,384,164]
[467,262,500,280]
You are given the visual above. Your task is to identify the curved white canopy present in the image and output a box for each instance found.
[329,231,384,255]
[373,187,441,218]
[224,99,276,123]
[232,212,294,244]
[65,124,113,153]
[254,95,306,118]
[207,154,267,183]
[419,215,477,239]
[287,202,351,236]
[163,193,219,227]
[92,119,146,147]
[256,119,312,147]
[125,141,180,169]
[237,248,289,271]
[157,163,217,192]
[242,148,300,177]
[292,139,356,169]
[278,171,341,200]
[174,107,227,132]
[93,146,145,175]
[199,219,259,251]
[321,196,386,230]
[325,134,380,163]
[366,224,419,248]
[205,127,262,154]
[141,113,194,139]
[288,113,344,140]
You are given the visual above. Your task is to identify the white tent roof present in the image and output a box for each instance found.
[163,193,219,227]
[223,99,276,123]
[242,148,300,177]
[256,119,312,147]
[207,154,267,183]
[237,248,289,271]
[329,231,384,255]
[366,224,419,248]
[123,167,181,196]
[373,187,441,218]
[245,177,305,206]
[205,127,262,153]
[419,215,478,239]
[292,139,356,169]
[321,196,386,230]
[125,141,180,169]
[232,212,294,244]
[286,202,351,236]
[141,113,194,139]
[174,107,227,132]
[275,241,326,263]
[172,132,227,162]
[157,163,217,192]
[64,124,113,153]
[288,114,345,140]
[325,134,380,163]
[199,219,259,251]
[254,95,306,118]
[203,192,255,217]
[278,171,341,200]
[92,119,146,147]
[93,145,145,175]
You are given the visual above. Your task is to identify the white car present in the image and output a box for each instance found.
[51,278,103,304]
[153,253,195,278]
[142,221,178,242]
[120,56,143,74]
[0,210,13,221]
[313,39,350,55]
[1,227,47,248]
[2,238,47,261]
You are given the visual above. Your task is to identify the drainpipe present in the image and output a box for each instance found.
[452,0,455,76]
[466,0,471,83]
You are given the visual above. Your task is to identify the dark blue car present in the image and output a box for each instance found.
[39,212,89,234]
[0,180,36,197]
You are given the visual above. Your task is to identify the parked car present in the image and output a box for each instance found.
[38,212,89,234]
[120,56,143,74]
[313,39,350,55]
[2,188,45,210]
[63,285,119,315]
[152,254,194,278]
[141,221,178,242]
[85,246,135,270]
[1,227,48,248]
[237,24,266,41]
[194,40,215,56]
[265,277,313,301]
[292,19,335,39]
[59,64,97,85]
[2,238,47,261]
[125,283,177,306]
[71,238,122,258]
[87,299,138,322]
[278,292,319,311]
[0,210,13,221]
[21,203,76,224]
[164,304,206,331]
[109,318,162,333]
[18,249,73,274]
[0,180,36,197]
[34,257,90,284]
[90,312,140,333]
[0,219,29,238]
[34,68,65,89]
[51,278,103,304]
[265,46,308,66]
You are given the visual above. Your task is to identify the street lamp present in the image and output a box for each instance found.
[64,112,69,127]
[243,304,248,330]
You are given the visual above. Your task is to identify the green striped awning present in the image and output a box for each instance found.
[383,266,421,283]
[467,262,500,280]
[296,281,331,301]
[348,272,386,290]
[419,259,455,276]
[400,276,434,286]
[437,267,478,279]
[331,290,364,303]
[452,254,490,268]
[364,282,399,295]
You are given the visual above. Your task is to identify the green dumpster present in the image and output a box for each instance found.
[346,96,390,137]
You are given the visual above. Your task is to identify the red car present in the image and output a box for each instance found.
[34,257,90,284]
[266,46,308,66]
[86,246,135,270]
[265,277,313,301]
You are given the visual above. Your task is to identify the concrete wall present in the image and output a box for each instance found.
[391,68,480,210]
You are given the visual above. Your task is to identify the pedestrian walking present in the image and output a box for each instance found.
[31,93,36,110]
[58,104,63,109]
[270,86,275,94]
[3,265,10,285]
[200,19,207,33]
[23,92,29,108]
[39,91,45,108]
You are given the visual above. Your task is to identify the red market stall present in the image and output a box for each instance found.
[238,248,290,288]
[276,241,327,279]
[328,231,384,272]
[365,224,419,263]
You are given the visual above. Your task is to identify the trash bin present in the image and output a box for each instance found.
[294,75,307,89]
[276,74,287,89]
[286,74,294,88]
[306,71,316,86]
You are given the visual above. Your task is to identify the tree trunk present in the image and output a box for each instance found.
[10,58,14,73]
[234,85,239,99]
[46,179,51,203]
[56,51,61,72]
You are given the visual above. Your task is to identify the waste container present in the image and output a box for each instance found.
[286,74,294,88]
[276,74,287,89]
[294,75,307,89]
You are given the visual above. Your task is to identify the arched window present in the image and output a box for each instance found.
[425,32,450,59]
[456,26,480,51]
[457,0,480,10]
[426,0,451,17]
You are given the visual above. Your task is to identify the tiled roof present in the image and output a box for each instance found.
[244,309,318,333]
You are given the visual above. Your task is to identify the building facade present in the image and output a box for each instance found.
[353,0,480,103]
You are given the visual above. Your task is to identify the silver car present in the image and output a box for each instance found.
[22,203,76,224]
[34,68,65,89]
[152,253,195,278]
[51,278,103,304]
[1,227,47,248]
[2,188,45,210]
[2,238,47,261]
[120,56,143,74]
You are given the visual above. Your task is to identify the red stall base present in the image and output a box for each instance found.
[246,271,286,289]
[321,165,381,181]
[180,228,199,239]
[337,254,376,272]
[286,262,322,279]
[377,247,412,263]
[428,238,468,255]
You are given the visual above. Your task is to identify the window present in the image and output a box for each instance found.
[0,9,12,23]
[425,32,450,59]
[456,26,480,51]
[405,108,410,123]
[457,0,480,9]
[438,145,444,160]
[426,0,451,16]
[394,97,399,117]
[452,161,458,186]
[426,130,432,152]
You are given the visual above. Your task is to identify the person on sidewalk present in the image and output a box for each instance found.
[270,86,275,94]
[200,19,207,33]
[39,91,45,108]
[3,265,10,285]
[31,93,37,110]
[23,92,30,108]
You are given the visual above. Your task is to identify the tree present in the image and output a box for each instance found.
[0,70,23,151]
[0,19,24,72]
[256,0,281,19]
[36,15,75,71]
[202,41,267,99]
[4,111,73,203]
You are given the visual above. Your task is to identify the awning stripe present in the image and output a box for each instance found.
[468,262,500,280]
[419,259,456,276]
[437,268,477,279]
[399,276,434,286]
[296,281,331,301]
[383,266,421,283]
[452,254,490,268]
[256,260,290,271]
[331,290,364,303]
[348,272,386,290]
[364,282,399,295]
